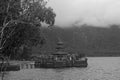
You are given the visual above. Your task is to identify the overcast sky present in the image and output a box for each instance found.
[47,0,120,27]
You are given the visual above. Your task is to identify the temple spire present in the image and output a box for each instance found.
[56,38,64,52]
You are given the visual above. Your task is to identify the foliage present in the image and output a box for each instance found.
[2,23,45,58]
[0,0,56,59]
[0,0,22,27]
[20,0,56,26]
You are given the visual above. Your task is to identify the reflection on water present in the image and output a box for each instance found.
[1,57,120,80]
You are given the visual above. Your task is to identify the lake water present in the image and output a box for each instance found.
[1,57,120,80]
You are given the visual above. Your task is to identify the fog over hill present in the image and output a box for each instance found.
[32,25,120,56]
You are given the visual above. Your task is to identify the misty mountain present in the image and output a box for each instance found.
[32,25,120,56]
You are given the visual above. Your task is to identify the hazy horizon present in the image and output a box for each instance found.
[47,0,120,27]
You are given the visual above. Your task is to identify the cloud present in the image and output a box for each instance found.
[48,0,120,27]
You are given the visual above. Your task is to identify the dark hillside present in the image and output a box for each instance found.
[32,25,120,56]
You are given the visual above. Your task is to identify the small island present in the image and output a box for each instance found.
[34,41,88,68]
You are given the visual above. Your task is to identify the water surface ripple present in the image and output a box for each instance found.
[1,57,120,80]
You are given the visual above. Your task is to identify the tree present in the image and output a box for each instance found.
[0,0,55,79]
[0,0,56,59]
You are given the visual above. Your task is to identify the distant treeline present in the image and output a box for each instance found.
[32,24,120,57]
